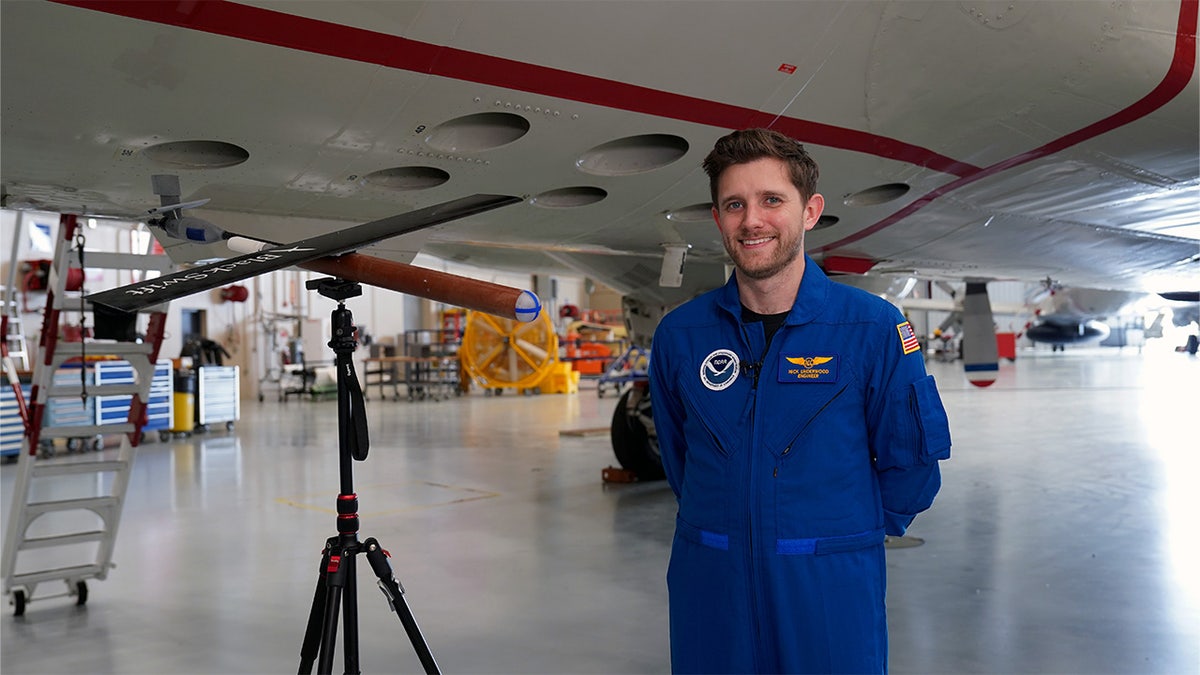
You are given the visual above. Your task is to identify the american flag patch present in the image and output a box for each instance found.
[897,321,920,355]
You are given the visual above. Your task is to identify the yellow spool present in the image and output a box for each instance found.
[459,309,558,391]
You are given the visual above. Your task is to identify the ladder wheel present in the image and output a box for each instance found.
[75,581,88,606]
[13,589,26,616]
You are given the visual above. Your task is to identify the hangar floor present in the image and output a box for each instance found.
[2,345,1198,674]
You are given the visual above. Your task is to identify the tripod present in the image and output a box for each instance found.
[298,278,440,675]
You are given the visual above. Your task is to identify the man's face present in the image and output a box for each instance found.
[712,157,824,280]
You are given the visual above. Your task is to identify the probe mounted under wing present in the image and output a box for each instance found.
[84,194,533,337]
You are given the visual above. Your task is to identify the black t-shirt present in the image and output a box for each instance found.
[741,305,789,345]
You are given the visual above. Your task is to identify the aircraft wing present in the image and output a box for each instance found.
[85,194,520,312]
[2,0,1197,303]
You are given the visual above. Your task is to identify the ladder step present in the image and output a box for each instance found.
[46,382,146,397]
[10,564,108,588]
[70,251,175,272]
[51,293,88,310]
[26,496,118,518]
[19,530,107,551]
[39,424,134,438]
[53,342,153,358]
[32,459,128,477]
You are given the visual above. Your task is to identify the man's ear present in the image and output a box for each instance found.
[804,194,825,231]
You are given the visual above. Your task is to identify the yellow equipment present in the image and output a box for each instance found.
[459,309,559,393]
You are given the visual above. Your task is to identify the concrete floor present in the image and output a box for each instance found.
[2,345,1198,674]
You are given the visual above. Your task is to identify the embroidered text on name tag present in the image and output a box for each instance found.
[779,354,839,383]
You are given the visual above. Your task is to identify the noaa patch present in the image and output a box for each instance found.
[779,354,838,383]
[700,348,740,391]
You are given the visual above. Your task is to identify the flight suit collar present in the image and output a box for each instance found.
[716,255,831,327]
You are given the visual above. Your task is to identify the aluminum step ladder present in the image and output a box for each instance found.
[2,305,30,372]
[3,211,32,372]
[2,213,172,616]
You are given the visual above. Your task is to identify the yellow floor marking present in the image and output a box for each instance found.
[276,480,500,516]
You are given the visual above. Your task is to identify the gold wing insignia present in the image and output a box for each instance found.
[785,356,835,368]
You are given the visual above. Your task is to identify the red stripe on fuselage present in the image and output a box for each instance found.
[814,0,1198,253]
[51,0,977,178]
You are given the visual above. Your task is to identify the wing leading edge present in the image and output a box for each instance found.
[85,194,521,314]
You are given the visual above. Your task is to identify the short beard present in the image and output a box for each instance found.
[731,235,804,280]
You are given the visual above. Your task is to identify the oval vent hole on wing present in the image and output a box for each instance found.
[426,112,531,153]
[577,134,689,176]
[532,186,608,208]
[666,203,714,222]
[143,140,249,169]
[813,215,840,230]
[843,183,910,207]
[365,166,450,191]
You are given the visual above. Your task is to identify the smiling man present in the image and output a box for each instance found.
[649,128,952,674]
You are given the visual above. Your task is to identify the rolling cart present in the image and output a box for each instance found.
[95,358,173,443]
[196,365,239,431]
[596,344,650,398]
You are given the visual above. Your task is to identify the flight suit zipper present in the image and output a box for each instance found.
[740,321,771,670]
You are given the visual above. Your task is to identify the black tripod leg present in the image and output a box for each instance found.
[299,540,335,675]
[343,553,360,675]
[363,538,441,675]
[317,539,352,675]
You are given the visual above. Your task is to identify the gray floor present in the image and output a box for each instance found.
[2,345,1198,674]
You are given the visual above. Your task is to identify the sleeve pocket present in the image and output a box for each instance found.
[880,375,951,469]
[912,375,951,461]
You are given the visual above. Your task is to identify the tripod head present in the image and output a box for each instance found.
[307,276,363,303]
[307,278,362,356]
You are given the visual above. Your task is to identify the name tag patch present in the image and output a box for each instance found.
[779,354,838,383]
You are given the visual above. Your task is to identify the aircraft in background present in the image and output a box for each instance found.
[902,282,1149,352]
[1021,286,1142,350]
[2,0,1198,477]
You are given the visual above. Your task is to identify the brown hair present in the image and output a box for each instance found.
[702,128,820,203]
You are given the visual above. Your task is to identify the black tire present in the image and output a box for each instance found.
[75,581,88,606]
[610,389,664,481]
[13,589,25,616]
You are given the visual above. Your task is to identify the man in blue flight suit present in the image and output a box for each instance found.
[649,128,951,674]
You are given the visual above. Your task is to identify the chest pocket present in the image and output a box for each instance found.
[677,372,753,459]
[766,370,859,460]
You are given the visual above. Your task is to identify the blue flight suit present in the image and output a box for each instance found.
[649,258,951,674]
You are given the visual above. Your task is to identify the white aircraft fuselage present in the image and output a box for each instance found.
[2,0,1196,302]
